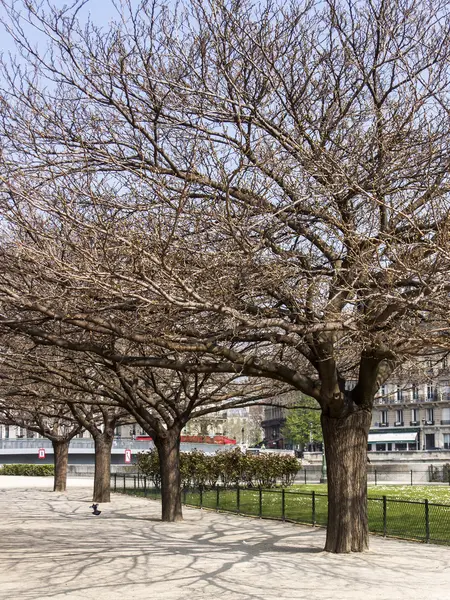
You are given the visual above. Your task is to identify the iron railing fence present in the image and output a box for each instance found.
[298,466,450,485]
[111,473,450,546]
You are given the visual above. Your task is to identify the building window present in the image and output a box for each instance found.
[444,434,450,450]
[426,407,434,423]
[396,385,403,402]
[427,384,435,401]
[5,425,9,439]
[395,409,403,425]
[411,408,419,424]
[380,410,388,426]
[412,385,419,401]
[442,408,450,425]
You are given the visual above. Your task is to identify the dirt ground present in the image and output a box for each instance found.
[0,476,449,600]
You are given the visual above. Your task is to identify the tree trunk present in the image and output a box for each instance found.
[93,433,113,503]
[154,428,183,522]
[321,410,372,553]
[52,440,69,492]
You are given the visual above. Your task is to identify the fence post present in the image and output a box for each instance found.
[411,470,413,486]
[134,475,136,490]
[304,469,307,485]
[183,487,187,505]
[312,491,316,526]
[425,499,430,543]
[123,473,126,491]
[237,485,240,514]
[281,488,286,521]
[216,486,220,511]
[259,487,263,518]
[383,496,387,537]
[199,487,203,509]
[114,473,117,492]
[375,469,377,486]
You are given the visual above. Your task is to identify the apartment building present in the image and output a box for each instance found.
[369,374,450,452]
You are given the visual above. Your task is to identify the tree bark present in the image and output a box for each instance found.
[52,440,69,492]
[321,409,372,553]
[93,432,114,503]
[154,428,183,522]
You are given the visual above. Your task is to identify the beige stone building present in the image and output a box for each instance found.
[369,369,450,452]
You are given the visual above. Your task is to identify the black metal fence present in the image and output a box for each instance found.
[298,465,450,485]
[111,473,450,546]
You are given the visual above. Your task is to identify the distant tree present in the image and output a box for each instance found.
[282,402,323,449]
[0,388,81,492]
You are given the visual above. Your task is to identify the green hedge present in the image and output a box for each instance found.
[0,464,55,476]
[137,448,300,489]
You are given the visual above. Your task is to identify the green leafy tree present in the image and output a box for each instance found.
[282,403,323,448]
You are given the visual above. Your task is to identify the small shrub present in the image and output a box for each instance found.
[0,464,54,476]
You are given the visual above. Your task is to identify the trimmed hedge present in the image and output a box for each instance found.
[137,448,300,489]
[0,464,55,476]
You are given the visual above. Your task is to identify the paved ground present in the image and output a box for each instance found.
[1,476,449,600]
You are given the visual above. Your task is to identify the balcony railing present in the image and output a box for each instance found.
[441,420,450,425]
[376,392,450,405]
[394,421,404,427]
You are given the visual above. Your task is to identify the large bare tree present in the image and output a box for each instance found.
[1,0,450,551]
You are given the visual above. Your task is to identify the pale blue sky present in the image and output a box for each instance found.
[0,0,139,58]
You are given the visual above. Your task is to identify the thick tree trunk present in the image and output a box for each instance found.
[321,410,372,553]
[52,440,69,492]
[155,428,183,522]
[93,433,113,503]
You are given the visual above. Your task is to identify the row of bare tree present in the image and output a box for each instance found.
[1,0,450,552]
[0,335,280,515]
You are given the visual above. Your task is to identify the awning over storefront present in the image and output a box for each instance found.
[368,432,418,444]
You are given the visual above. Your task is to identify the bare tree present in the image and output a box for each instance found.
[1,0,450,551]
[0,380,81,492]
[0,330,282,518]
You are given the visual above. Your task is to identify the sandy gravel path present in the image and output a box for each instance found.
[0,476,448,600]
